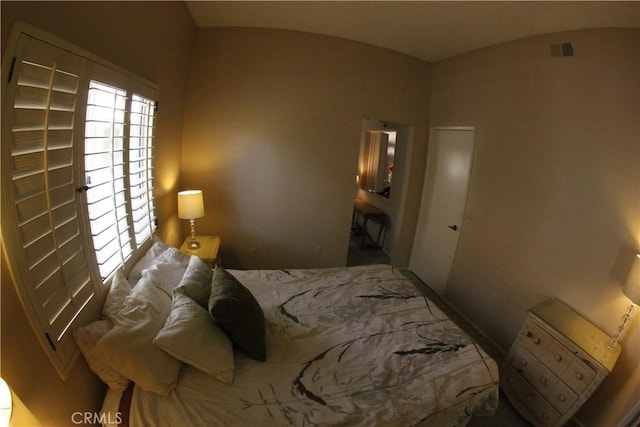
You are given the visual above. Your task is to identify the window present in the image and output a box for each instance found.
[84,82,157,279]
[1,25,158,379]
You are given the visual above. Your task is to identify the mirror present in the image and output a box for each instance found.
[360,130,396,198]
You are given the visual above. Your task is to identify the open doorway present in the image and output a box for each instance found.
[347,119,411,266]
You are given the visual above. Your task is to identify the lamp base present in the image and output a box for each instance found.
[187,218,200,250]
[608,303,635,351]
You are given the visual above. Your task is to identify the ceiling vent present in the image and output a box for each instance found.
[551,42,574,57]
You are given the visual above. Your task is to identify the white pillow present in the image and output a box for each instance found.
[73,320,131,392]
[154,292,234,384]
[95,277,181,395]
[141,248,190,295]
[127,239,169,285]
[102,268,132,324]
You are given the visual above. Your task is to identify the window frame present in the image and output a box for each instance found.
[1,21,159,379]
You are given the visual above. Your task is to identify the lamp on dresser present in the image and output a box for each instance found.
[178,190,205,250]
[608,253,640,351]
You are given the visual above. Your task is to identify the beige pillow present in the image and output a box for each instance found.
[154,292,234,384]
[102,268,132,324]
[95,278,181,395]
[72,320,131,391]
[127,240,169,285]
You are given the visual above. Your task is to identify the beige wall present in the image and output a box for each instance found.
[429,28,639,426]
[1,4,636,426]
[1,2,195,425]
[181,27,430,269]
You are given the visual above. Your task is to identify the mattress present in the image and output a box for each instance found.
[101,264,498,426]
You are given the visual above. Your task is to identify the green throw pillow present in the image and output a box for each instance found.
[208,267,266,361]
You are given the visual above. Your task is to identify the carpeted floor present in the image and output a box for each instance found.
[346,233,390,266]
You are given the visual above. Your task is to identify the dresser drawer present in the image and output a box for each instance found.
[565,356,598,393]
[502,367,562,426]
[510,346,579,413]
[521,319,597,393]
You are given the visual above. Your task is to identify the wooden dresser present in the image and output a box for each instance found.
[501,298,620,426]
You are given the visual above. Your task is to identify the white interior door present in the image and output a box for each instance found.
[410,127,474,295]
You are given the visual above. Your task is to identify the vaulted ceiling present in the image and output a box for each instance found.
[185,1,640,62]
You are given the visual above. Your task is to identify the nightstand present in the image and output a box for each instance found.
[179,235,221,268]
[501,298,620,427]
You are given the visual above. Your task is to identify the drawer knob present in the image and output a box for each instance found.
[575,372,584,380]
[554,354,562,362]
[534,338,541,345]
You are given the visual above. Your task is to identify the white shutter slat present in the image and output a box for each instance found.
[30,251,59,290]
[58,234,83,264]
[12,129,46,153]
[13,173,45,200]
[17,214,50,244]
[15,194,48,223]
[24,234,55,264]
[12,109,47,131]
[49,183,75,208]
[11,151,45,176]
[54,217,80,246]
[48,166,73,188]
[14,86,49,109]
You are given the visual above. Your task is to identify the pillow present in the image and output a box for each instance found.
[154,292,234,384]
[174,255,213,307]
[127,239,169,285]
[102,268,132,324]
[73,320,131,392]
[141,248,190,295]
[208,267,266,361]
[95,277,182,395]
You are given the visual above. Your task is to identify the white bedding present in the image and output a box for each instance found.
[102,264,498,426]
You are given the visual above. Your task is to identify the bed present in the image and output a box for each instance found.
[73,241,499,427]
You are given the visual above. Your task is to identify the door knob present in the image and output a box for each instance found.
[448,225,458,231]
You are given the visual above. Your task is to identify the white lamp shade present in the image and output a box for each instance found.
[178,190,205,219]
[623,254,640,305]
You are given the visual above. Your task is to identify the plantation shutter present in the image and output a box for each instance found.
[84,79,133,279]
[83,72,158,280]
[1,34,102,378]
[129,93,156,246]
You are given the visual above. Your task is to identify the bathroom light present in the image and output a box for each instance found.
[178,190,205,249]
[608,253,640,351]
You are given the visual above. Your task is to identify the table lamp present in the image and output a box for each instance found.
[178,190,205,249]
[608,253,640,351]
